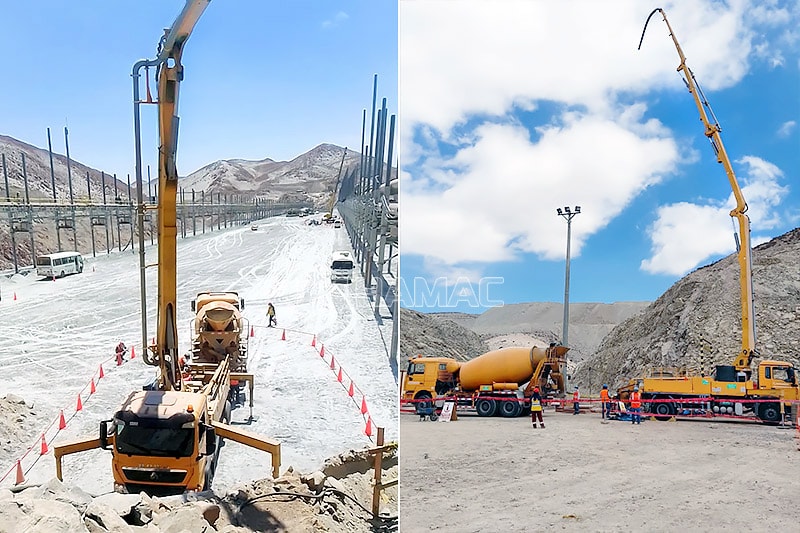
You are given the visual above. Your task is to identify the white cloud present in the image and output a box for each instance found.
[401,110,680,264]
[322,11,348,29]
[777,120,796,137]
[641,156,788,275]
[399,0,756,134]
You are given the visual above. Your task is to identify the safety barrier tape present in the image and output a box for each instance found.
[253,323,379,442]
[0,347,133,487]
[400,395,800,422]
[400,395,800,404]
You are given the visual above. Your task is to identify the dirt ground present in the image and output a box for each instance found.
[399,409,800,532]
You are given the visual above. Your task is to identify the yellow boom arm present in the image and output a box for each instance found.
[640,8,756,371]
[152,0,210,390]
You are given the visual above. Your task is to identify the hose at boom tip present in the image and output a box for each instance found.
[638,8,664,50]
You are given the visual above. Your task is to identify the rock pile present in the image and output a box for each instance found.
[0,446,396,533]
[399,308,488,361]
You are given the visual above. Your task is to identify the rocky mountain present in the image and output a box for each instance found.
[0,134,129,203]
[180,143,361,207]
[0,135,359,207]
[575,227,800,391]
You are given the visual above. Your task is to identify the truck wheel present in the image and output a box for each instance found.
[758,403,781,424]
[499,399,519,418]
[652,401,674,420]
[475,399,497,417]
[415,393,432,415]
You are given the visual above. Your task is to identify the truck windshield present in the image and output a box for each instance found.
[115,424,194,457]
[332,260,353,269]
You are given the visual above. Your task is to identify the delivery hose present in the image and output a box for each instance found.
[237,487,398,523]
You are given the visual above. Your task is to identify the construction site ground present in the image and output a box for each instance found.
[399,408,800,532]
[0,214,397,525]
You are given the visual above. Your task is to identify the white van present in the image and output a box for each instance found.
[330,251,354,283]
[36,251,84,278]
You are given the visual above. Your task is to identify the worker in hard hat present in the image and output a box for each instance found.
[629,386,642,425]
[600,384,611,421]
[530,387,545,429]
[572,385,580,415]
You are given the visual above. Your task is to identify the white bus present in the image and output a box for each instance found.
[36,251,84,278]
[330,251,354,283]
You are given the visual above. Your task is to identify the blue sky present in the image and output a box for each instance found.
[0,1,397,178]
[399,0,800,312]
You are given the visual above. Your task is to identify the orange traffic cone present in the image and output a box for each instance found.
[319,345,325,357]
[364,416,373,437]
[58,410,67,430]
[348,380,355,397]
[337,367,343,382]
[52,275,56,282]
[40,434,48,455]
[281,329,286,341]
[330,355,336,370]
[13,292,16,301]
[361,396,368,415]
[76,394,83,412]
[311,335,316,347]
[14,460,24,485]
[130,346,135,359]
[98,364,105,379]
[90,378,96,394]
[250,325,255,338]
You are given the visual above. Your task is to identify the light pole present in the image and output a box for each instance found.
[557,205,580,389]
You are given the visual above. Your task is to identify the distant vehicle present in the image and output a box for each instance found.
[287,209,300,217]
[334,221,342,228]
[36,251,84,278]
[330,251,354,283]
[251,225,258,231]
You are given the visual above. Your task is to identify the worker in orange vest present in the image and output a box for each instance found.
[629,386,642,425]
[600,384,611,420]
[572,385,580,415]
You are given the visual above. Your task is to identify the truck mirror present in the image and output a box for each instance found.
[190,300,196,312]
[205,427,216,456]
[99,420,111,450]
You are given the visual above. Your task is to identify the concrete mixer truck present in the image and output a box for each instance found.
[189,291,248,371]
[402,345,569,417]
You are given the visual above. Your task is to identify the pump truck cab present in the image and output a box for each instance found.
[620,9,800,423]
[402,345,568,417]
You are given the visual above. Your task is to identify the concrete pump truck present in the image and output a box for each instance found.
[618,9,799,423]
[54,0,281,494]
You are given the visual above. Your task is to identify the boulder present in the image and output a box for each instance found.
[84,500,135,533]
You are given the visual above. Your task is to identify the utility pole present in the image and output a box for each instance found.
[557,205,580,390]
